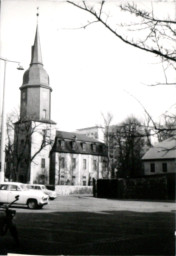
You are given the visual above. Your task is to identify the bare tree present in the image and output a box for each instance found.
[67,1,176,86]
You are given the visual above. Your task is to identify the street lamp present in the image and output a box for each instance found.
[0,57,24,182]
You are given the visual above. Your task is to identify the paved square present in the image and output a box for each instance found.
[0,196,175,255]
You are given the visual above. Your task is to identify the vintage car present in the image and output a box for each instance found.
[27,184,57,200]
[0,182,49,209]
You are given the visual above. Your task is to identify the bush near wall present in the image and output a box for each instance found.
[97,174,174,200]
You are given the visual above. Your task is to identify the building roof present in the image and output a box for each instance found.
[52,130,107,156]
[56,130,103,143]
[142,137,176,160]
[77,126,103,131]
[21,24,51,90]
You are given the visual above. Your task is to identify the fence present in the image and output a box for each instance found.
[96,174,175,200]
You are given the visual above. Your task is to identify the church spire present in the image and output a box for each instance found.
[30,8,43,65]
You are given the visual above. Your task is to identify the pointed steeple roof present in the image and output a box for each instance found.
[30,24,43,65]
[21,23,51,90]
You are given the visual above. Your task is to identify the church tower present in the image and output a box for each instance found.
[20,24,52,122]
[14,17,56,184]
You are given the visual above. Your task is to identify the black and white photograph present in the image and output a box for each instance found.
[0,0,175,255]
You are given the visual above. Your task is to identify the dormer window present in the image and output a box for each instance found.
[70,141,76,150]
[93,144,96,152]
[61,141,65,149]
[82,143,86,151]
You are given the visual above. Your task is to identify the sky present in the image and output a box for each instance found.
[0,0,176,132]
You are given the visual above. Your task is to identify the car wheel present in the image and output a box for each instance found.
[49,197,55,200]
[27,199,38,209]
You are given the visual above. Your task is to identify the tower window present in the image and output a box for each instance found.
[42,109,46,119]
[41,158,45,168]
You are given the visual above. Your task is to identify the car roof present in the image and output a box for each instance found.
[28,184,45,186]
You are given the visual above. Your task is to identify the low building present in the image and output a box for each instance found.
[142,137,176,175]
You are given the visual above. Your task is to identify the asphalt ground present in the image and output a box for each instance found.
[0,195,175,255]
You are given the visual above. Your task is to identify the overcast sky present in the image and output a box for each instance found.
[0,0,176,132]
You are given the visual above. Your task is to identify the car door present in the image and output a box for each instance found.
[0,184,9,203]
[7,184,22,204]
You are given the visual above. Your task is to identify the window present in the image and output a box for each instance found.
[82,143,86,151]
[61,141,65,149]
[60,180,65,185]
[150,163,155,173]
[99,145,103,152]
[93,144,96,152]
[72,158,76,169]
[82,176,86,186]
[0,184,8,190]
[20,139,24,145]
[42,109,46,119]
[72,142,76,150]
[102,161,106,171]
[93,160,97,170]
[83,159,87,170]
[9,185,20,191]
[41,158,45,168]
[162,163,167,173]
[60,158,65,168]
[42,130,47,146]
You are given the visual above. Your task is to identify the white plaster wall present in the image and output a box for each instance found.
[54,153,107,185]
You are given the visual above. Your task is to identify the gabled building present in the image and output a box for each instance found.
[142,137,176,175]
[12,20,108,185]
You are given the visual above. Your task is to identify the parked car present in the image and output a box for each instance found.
[27,184,57,200]
[0,182,49,209]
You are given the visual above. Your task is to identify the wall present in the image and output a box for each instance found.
[96,175,172,200]
[55,185,93,195]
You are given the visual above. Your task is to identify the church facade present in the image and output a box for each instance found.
[13,23,108,185]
